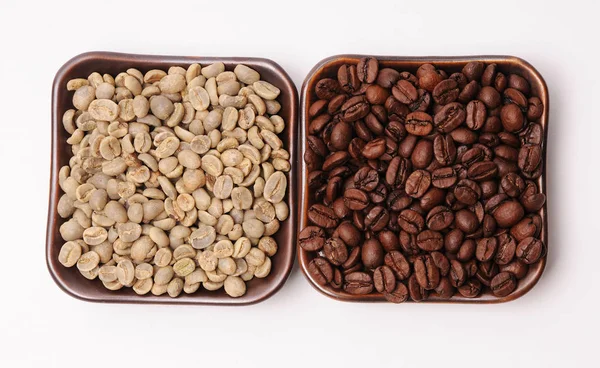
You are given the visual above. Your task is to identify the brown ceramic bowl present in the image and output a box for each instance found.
[47,52,298,305]
[298,55,549,303]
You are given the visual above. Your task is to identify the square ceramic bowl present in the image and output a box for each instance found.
[298,55,548,303]
[47,52,298,305]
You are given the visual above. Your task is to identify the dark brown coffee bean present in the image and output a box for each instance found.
[420,187,446,211]
[449,260,467,287]
[433,134,456,166]
[454,209,479,234]
[343,188,370,210]
[385,251,411,280]
[465,100,487,130]
[462,61,484,81]
[344,272,374,295]
[408,274,428,301]
[518,144,542,173]
[494,72,507,92]
[460,148,486,168]
[508,74,530,95]
[450,127,478,145]
[329,121,353,151]
[322,151,349,171]
[369,183,388,204]
[457,278,481,298]
[307,135,328,157]
[494,145,519,162]
[298,226,326,251]
[377,68,401,88]
[490,271,517,297]
[426,206,454,231]
[480,180,498,199]
[309,99,328,118]
[510,214,542,242]
[416,230,444,251]
[419,70,444,93]
[477,86,501,109]
[495,233,517,265]
[482,214,497,237]
[354,120,373,141]
[475,237,498,262]
[323,237,348,266]
[467,161,498,181]
[527,97,544,121]
[458,80,480,104]
[315,78,340,100]
[365,113,386,136]
[483,115,503,133]
[361,138,387,159]
[453,179,481,205]
[500,260,529,279]
[474,261,498,287]
[307,257,333,286]
[378,230,400,252]
[362,238,384,269]
[457,239,477,261]
[500,103,525,133]
[432,79,459,105]
[388,190,413,211]
[520,123,543,146]
[385,96,410,123]
[384,282,409,303]
[481,63,497,86]
[385,121,407,142]
[431,252,450,276]
[385,156,409,189]
[365,85,390,105]
[337,64,360,93]
[414,255,440,290]
[516,237,544,264]
[329,268,343,289]
[373,265,396,293]
[308,204,339,228]
[357,57,379,83]
[409,140,432,169]
[336,222,362,247]
[392,79,418,104]
[500,172,525,197]
[434,277,454,299]
[341,96,370,122]
[449,72,468,88]
[327,94,347,115]
[405,170,431,198]
[398,134,418,158]
[405,111,433,136]
[365,206,389,232]
[348,138,366,160]
[397,209,425,234]
[354,166,379,192]
[445,229,464,254]
[491,199,525,228]
[409,88,432,112]
[430,167,457,189]
[325,176,343,204]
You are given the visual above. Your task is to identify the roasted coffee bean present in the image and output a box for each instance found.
[481,63,497,86]
[377,68,401,88]
[354,166,380,192]
[516,237,544,264]
[411,140,433,169]
[431,251,450,276]
[338,64,360,93]
[490,271,517,297]
[397,209,425,234]
[455,209,479,234]
[322,151,349,171]
[405,112,433,136]
[478,86,501,109]
[342,246,361,270]
[414,255,440,290]
[445,229,464,254]
[298,226,326,251]
[433,134,456,165]
[307,257,334,286]
[330,268,343,289]
[500,260,529,279]
[357,57,379,84]
[384,282,409,303]
[308,204,339,228]
[365,206,389,232]
[385,156,410,189]
[405,170,431,198]
[325,176,343,204]
[379,230,400,252]
[431,167,457,189]
[449,260,467,287]
[362,238,385,269]
[527,97,544,121]
[387,190,413,211]
[476,237,498,262]
[344,272,374,294]
[336,221,362,247]
[457,278,482,298]
[501,103,525,132]
[362,138,387,159]
[508,74,530,95]
[392,80,418,105]
[426,206,454,231]
[458,80,480,104]
[510,215,542,242]
[408,274,428,301]
[501,172,525,197]
[495,233,517,265]
[309,100,328,117]
[482,214,497,237]
[385,251,411,280]
[457,239,477,261]
[454,179,481,205]
[433,79,459,105]
[465,100,487,130]
[468,161,498,181]
[435,277,454,299]
[450,127,479,145]
[420,187,446,211]
[343,188,370,210]
[462,61,485,81]
[316,78,340,100]
[373,265,396,293]
[341,96,370,122]
[330,121,353,151]
[417,230,444,251]
[323,237,348,266]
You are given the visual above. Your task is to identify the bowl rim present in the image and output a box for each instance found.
[47,51,299,305]
[297,54,549,304]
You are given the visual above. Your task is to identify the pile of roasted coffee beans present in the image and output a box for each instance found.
[301,57,546,302]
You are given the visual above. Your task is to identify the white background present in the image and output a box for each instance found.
[0,0,598,367]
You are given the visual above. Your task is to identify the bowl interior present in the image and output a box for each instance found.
[47,52,298,305]
[298,55,548,303]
